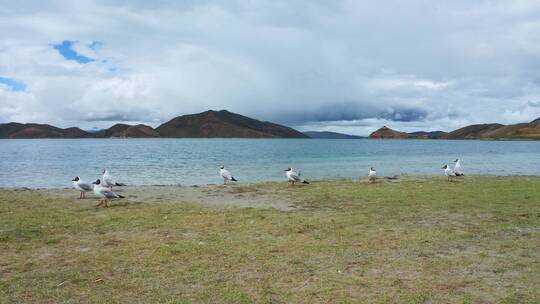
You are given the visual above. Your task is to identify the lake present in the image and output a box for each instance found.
[0,138,539,188]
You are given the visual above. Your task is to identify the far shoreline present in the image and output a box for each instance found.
[1,137,540,141]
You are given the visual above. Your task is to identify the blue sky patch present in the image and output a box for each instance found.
[0,77,26,91]
[53,40,94,64]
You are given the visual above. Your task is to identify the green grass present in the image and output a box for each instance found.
[1,176,539,303]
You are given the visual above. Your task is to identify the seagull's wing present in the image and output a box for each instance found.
[221,169,232,180]
[102,173,114,185]
[454,163,463,174]
[98,187,120,199]
[79,182,93,191]
[290,171,301,181]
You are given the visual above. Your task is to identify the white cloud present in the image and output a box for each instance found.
[0,0,540,134]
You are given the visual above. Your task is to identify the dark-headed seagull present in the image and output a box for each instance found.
[102,170,126,190]
[72,176,93,199]
[285,168,309,185]
[219,165,237,185]
[368,167,377,182]
[454,159,464,176]
[92,179,125,208]
[442,164,454,181]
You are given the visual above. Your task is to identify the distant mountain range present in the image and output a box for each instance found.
[303,131,365,139]
[0,110,307,139]
[369,117,540,140]
[2,111,539,140]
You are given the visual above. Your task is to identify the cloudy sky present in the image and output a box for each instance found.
[1,0,540,135]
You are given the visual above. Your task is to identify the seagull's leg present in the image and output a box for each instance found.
[79,192,82,199]
[104,200,108,208]
[83,192,86,199]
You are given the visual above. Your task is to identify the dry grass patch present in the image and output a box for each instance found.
[1,176,539,303]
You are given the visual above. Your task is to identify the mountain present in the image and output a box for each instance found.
[369,126,410,139]
[3,112,538,140]
[369,126,447,139]
[369,117,540,140]
[155,110,308,138]
[93,124,159,138]
[0,123,91,138]
[0,110,307,139]
[444,119,540,139]
[303,131,365,139]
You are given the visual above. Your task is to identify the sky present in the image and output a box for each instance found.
[1,0,540,135]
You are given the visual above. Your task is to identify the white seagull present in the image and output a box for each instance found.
[285,168,309,185]
[219,165,237,185]
[102,170,125,190]
[368,167,377,182]
[72,176,93,199]
[441,164,454,181]
[92,179,125,208]
[454,159,464,176]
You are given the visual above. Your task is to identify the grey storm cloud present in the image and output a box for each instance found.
[1,0,540,135]
[274,102,428,125]
[528,101,540,108]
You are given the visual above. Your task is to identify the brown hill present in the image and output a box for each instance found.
[444,118,540,139]
[94,124,159,138]
[0,123,91,139]
[369,126,410,139]
[156,110,308,138]
[369,117,540,140]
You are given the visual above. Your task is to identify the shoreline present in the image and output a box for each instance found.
[2,174,540,190]
[1,137,540,141]
[2,176,539,211]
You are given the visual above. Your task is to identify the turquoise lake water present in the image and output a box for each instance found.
[0,138,539,188]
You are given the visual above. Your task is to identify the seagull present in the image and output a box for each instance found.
[368,167,377,182]
[102,170,125,190]
[219,165,237,185]
[442,164,454,181]
[285,168,309,185]
[72,177,93,199]
[454,159,464,176]
[92,179,125,208]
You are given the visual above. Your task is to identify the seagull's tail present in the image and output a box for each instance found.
[115,182,126,186]
[302,180,310,184]
[117,194,125,198]
[231,177,237,182]
[455,173,464,177]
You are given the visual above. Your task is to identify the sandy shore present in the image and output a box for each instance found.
[0,175,457,211]
[13,183,303,211]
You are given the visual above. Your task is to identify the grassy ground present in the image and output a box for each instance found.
[1,176,539,303]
